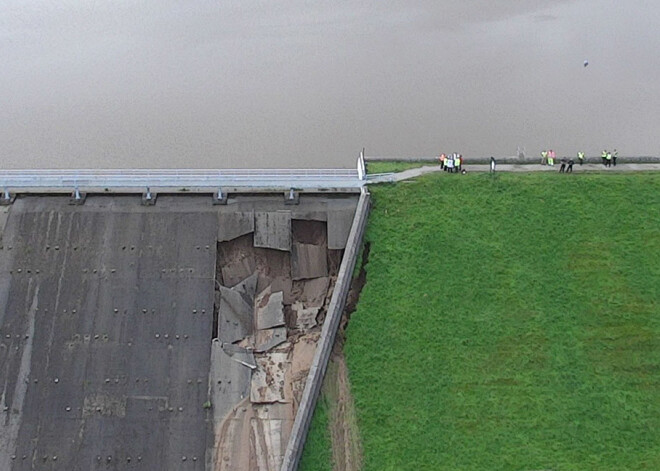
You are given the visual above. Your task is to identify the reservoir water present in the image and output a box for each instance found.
[1,1,659,169]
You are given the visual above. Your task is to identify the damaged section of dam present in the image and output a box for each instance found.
[0,193,359,470]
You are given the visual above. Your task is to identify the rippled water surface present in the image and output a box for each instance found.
[1,1,659,168]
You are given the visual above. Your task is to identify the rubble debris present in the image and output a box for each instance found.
[292,302,320,332]
[254,327,288,353]
[251,352,290,404]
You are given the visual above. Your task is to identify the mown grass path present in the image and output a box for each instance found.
[345,173,660,470]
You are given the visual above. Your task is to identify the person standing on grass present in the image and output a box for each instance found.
[541,150,548,165]
[490,156,496,173]
[439,153,446,170]
[606,151,612,167]
[578,151,585,165]
[613,149,618,166]
[446,154,454,173]
[456,154,462,172]
[602,149,608,166]
[548,150,555,166]
[559,158,567,172]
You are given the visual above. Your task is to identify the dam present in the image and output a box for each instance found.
[0,165,369,470]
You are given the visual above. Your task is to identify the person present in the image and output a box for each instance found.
[541,150,548,165]
[439,153,446,170]
[490,156,496,173]
[601,149,607,166]
[455,154,462,172]
[567,159,574,173]
[577,151,585,165]
[548,150,555,166]
[606,151,612,167]
[559,158,567,172]
[613,149,618,166]
[446,153,454,173]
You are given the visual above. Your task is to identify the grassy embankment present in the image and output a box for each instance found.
[304,171,660,470]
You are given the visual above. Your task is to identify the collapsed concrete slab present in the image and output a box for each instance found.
[232,272,258,307]
[300,277,330,308]
[218,211,254,242]
[254,211,291,251]
[291,243,328,280]
[254,326,288,353]
[255,288,285,330]
[216,286,254,343]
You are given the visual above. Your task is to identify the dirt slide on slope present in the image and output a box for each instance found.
[323,242,370,471]
[324,352,363,471]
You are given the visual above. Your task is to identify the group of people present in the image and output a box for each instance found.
[601,149,618,167]
[540,149,557,166]
[543,149,620,170]
[438,153,465,173]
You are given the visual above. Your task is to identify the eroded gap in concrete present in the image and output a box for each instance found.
[210,219,343,470]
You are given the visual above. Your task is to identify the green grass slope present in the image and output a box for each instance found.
[346,173,660,471]
[299,392,333,471]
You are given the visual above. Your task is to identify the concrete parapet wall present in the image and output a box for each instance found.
[280,187,371,471]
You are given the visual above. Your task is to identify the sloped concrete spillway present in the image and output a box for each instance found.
[0,194,358,470]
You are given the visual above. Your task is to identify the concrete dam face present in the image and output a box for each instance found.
[0,193,359,470]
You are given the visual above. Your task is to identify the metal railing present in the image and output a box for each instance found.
[0,168,363,191]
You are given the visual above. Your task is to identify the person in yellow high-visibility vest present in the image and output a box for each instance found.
[577,151,585,165]
[541,150,548,165]
[601,150,607,166]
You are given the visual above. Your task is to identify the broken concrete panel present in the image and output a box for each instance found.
[255,288,285,330]
[223,342,257,369]
[218,211,254,242]
[251,352,290,404]
[254,327,288,353]
[300,277,329,308]
[291,243,328,280]
[221,255,256,288]
[292,302,319,332]
[328,207,356,249]
[254,211,291,251]
[232,272,258,307]
[217,286,254,343]
[209,342,253,424]
[269,276,295,305]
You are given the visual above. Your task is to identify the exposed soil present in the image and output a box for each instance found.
[325,241,370,471]
[323,353,364,471]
